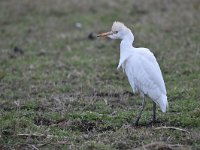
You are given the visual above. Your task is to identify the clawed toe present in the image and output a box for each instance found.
[146,120,155,127]
[132,122,139,127]
[146,119,161,127]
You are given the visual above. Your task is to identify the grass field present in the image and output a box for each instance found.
[0,0,200,149]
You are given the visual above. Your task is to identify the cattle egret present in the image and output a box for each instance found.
[97,21,168,126]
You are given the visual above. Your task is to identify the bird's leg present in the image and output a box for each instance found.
[133,96,145,126]
[146,102,157,127]
[152,102,156,122]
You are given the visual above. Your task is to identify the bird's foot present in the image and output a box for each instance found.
[132,120,139,127]
[146,119,162,127]
[146,120,156,127]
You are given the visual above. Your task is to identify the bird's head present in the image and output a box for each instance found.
[97,21,134,41]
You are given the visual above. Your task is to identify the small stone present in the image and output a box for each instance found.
[38,49,46,56]
[75,22,82,29]
[29,64,35,70]
[13,46,24,54]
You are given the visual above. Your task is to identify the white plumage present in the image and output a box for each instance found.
[97,21,168,125]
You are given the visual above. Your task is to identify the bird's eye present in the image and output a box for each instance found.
[114,31,118,34]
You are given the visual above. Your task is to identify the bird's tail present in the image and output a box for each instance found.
[159,95,168,113]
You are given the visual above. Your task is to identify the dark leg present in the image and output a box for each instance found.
[133,96,145,126]
[146,102,157,127]
[152,102,156,122]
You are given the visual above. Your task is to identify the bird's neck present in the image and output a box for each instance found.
[117,39,134,70]
[117,31,135,70]
[121,30,134,44]
[120,38,134,51]
[121,39,133,47]
[122,37,134,44]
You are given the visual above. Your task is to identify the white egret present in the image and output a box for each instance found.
[97,21,168,126]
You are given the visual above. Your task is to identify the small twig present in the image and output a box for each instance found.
[141,142,186,149]
[31,145,39,150]
[17,133,69,141]
[53,140,69,144]
[18,133,45,137]
[37,141,52,148]
[37,142,51,147]
[169,144,185,147]
[17,133,59,138]
[154,126,190,134]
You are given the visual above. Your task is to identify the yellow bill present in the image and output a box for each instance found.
[97,32,113,37]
